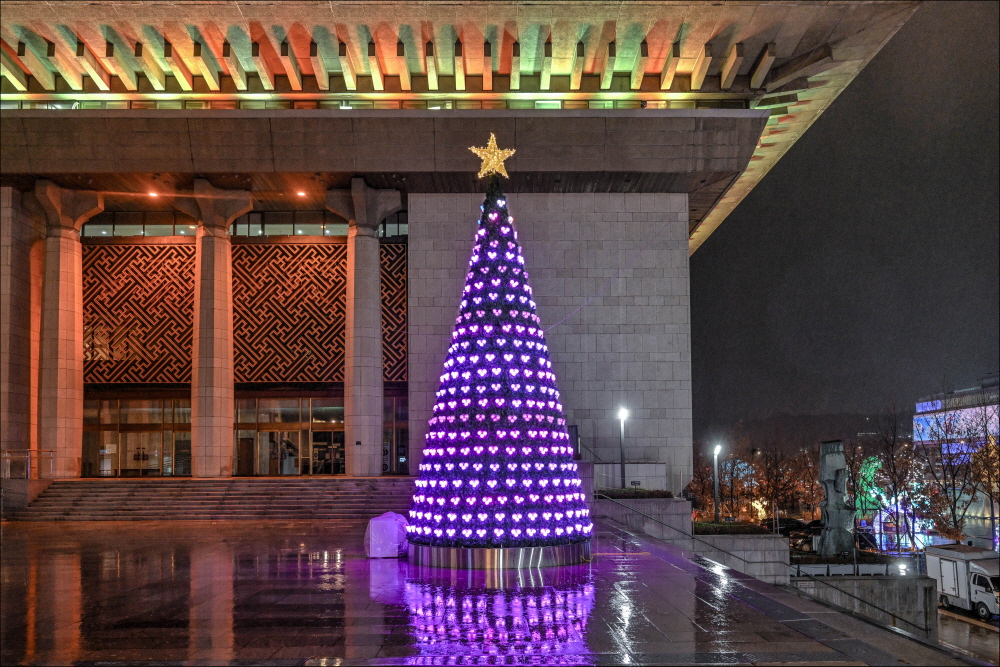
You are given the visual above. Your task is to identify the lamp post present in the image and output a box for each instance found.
[713,444,722,524]
[618,408,628,489]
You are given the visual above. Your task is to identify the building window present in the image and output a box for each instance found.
[233,397,347,476]
[230,211,350,237]
[378,211,408,239]
[82,399,191,477]
[383,395,409,475]
[82,211,198,238]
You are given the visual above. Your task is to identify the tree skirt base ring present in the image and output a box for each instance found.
[407,540,591,569]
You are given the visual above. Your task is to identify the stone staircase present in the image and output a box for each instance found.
[10,477,415,522]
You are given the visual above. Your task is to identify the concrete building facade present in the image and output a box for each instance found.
[0,1,917,496]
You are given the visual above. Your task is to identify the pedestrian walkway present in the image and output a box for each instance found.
[0,518,980,665]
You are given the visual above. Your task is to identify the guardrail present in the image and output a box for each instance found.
[1,450,55,479]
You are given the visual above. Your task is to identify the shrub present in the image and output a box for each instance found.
[597,489,675,499]
[693,522,771,535]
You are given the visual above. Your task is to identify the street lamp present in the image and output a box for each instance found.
[618,408,629,489]
[713,444,722,524]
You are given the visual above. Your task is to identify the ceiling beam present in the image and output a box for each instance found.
[765,43,834,92]
[425,41,437,90]
[0,44,28,91]
[395,41,409,91]
[190,40,220,90]
[162,40,193,91]
[540,40,552,91]
[570,41,584,90]
[251,41,274,90]
[75,39,111,90]
[367,40,383,91]
[454,39,465,91]
[134,42,166,90]
[510,41,520,90]
[750,42,777,90]
[279,39,302,90]
[631,40,647,90]
[482,40,491,91]
[30,25,85,90]
[720,42,744,90]
[600,41,616,90]
[310,40,329,91]
[750,43,776,90]
[660,41,680,90]
[690,44,712,91]
[338,41,356,91]
[17,39,55,90]
[100,40,137,90]
[222,41,247,90]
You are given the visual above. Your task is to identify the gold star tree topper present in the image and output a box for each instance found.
[469,133,516,179]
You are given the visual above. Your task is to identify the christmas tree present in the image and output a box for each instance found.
[407,134,593,550]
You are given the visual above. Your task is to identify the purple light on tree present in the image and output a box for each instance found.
[407,165,593,550]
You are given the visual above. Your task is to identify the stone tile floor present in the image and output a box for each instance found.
[0,519,981,666]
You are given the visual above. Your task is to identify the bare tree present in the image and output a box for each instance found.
[872,406,919,550]
[968,384,1000,548]
[914,397,978,542]
[795,444,822,521]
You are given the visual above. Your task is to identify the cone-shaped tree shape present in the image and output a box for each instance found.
[407,176,593,549]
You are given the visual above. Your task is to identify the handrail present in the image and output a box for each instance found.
[595,493,931,635]
[792,568,932,634]
[594,493,787,566]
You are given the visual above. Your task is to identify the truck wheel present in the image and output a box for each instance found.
[940,595,951,610]
[975,602,993,621]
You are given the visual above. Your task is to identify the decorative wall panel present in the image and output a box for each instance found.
[380,244,408,382]
[83,245,195,383]
[233,244,347,382]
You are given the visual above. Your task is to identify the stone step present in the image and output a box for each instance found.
[15,478,416,521]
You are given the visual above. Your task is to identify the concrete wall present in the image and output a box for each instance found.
[408,192,692,491]
[594,498,692,548]
[791,576,938,642]
[692,534,791,585]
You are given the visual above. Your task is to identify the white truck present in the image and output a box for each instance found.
[926,544,999,621]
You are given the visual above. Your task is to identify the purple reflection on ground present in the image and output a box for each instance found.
[400,565,594,664]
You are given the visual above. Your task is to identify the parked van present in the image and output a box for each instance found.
[926,544,999,621]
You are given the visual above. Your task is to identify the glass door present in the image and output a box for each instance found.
[120,432,162,476]
[256,431,300,476]
[310,431,346,474]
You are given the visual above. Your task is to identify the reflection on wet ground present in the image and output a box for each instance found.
[0,519,977,665]
[937,611,1000,664]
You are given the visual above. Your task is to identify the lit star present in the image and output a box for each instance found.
[469,133,516,179]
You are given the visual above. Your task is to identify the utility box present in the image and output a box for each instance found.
[926,544,999,621]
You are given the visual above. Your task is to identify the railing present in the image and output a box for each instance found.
[594,493,932,636]
[0,450,55,479]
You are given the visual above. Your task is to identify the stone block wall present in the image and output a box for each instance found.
[594,497,693,548]
[791,576,938,642]
[408,192,691,492]
[692,534,791,585]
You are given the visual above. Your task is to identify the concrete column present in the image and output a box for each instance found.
[34,181,103,478]
[0,188,45,460]
[327,179,401,476]
[175,180,251,478]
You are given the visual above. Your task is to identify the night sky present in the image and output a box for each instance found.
[691,1,1000,438]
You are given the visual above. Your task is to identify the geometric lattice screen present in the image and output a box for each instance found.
[83,244,195,383]
[83,241,407,384]
[380,243,407,382]
[232,243,348,383]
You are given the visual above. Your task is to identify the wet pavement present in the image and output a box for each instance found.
[0,519,980,666]
[938,610,1000,664]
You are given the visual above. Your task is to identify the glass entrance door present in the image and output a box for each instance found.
[120,432,162,476]
[256,431,300,476]
[311,431,346,475]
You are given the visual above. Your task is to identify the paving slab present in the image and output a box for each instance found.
[0,519,977,666]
